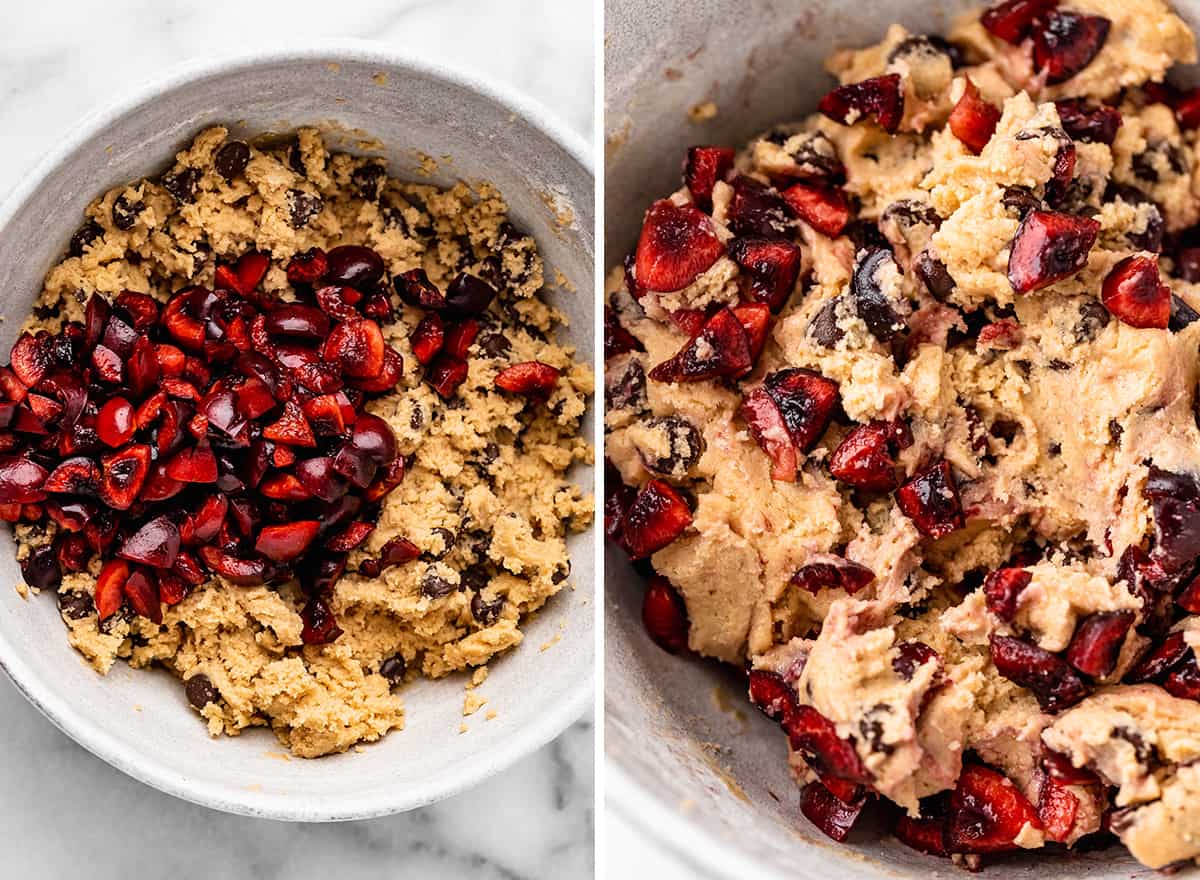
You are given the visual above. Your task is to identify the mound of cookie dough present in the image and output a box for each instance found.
[606,0,1200,868]
[10,126,592,758]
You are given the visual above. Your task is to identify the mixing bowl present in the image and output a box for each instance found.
[604,2,1199,876]
[0,45,594,820]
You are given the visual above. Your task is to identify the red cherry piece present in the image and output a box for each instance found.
[410,313,444,365]
[728,237,803,312]
[634,200,724,293]
[648,307,752,383]
[983,567,1033,621]
[1033,11,1110,86]
[495,361,560,397]
[781,182,851,237]
[981,0,1058,44]
[949,79,1001,154]
[818,74,904,134]
[896,459,966,539]
[1101,254,1171,329]
[641,575,690,653]
[620,479,693,559]
[94,558,130,620]
[740,387,799,482]
[683,145,735,211]
[791,555,876,595]
[1007,210,1099,294]
[254,521,320,562]
[829,423,897,491]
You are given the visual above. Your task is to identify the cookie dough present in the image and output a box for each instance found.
[16,126,592,757]
[607,0,1200,868]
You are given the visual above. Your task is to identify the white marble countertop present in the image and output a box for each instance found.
[0,2,594,877]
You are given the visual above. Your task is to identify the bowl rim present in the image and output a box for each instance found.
[0,40,594,822]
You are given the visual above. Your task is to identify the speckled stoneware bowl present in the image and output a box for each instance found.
[605,2,1199,877]
[0,46,594,820]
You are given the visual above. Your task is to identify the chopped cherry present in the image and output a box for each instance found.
[1066,610,1134,678]
[255,521,321,562]
[1007,210,1099,294]
[410,313,444,365]
[740,387,799,482]
[791,555,875,595]
[896,459,965,539]
[829,424,896,491]
[495,361,560,398]
[781,183,851,238]
[683,146,735,211]
[948,79,1000,154]
[983,568,1032,621]
[1033,11,1110,85]
[981,0,1057,44]
[728,237,803,312]
[1101,255,1171,329]
[641,576,690,653]
[1125,631,1189,683]
[747,669,798,721]
[634,200,724,292]
[800,782,866,842]
[818,74,904,134]
[648,307,752,383]
[948,764,1042,853]
[990,634,1090,711]
[1054,99,1122,145]
[762,368,839,452]
[619,479,693,559]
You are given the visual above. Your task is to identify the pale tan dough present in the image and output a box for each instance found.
[18,127,593,757]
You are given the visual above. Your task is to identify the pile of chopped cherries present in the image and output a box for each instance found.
[3,243,560,644]
[606,0,1200,864]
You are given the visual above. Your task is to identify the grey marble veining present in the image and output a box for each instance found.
[0,1,594,877]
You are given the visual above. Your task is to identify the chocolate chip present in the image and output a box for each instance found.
[887,33,964,68]
[162,167,201,204]
[1048,359,1072,371]
[420,571,456,599]
[112,195,144,231]
[185,673,219,709]
[410,404,424,430]
[478,331,511,359]
[636,416,703,478]
[427,527,456,560]
[551,562,570,585]
[287,190,324,228]
[58,590,94,620]
[913,251,955,300]
[381,206,412,237]
[607,360,647,412]
[68,221,104,258]
[352,163,387,201]
[215,141,251,182]
[809,296,846,347]
[468,531,491,558]
[286,140,307,175]
[460,564,490,592]
[1109,419,1124,447]
[1002,186,1041,218]
[1074,299,1110,343]
[471,591,504,626]
[379,654,405,688]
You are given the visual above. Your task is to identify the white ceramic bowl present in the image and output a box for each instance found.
[605,2,1199,877]
[0,45,594,820]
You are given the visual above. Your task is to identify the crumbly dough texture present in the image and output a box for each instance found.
[607,0,1200,868]
[17,127,593,758]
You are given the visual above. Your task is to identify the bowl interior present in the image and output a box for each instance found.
[0,51,594,819]
[604,1,1198,877]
